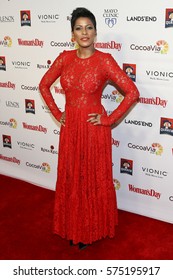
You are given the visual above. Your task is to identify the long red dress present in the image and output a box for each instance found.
[39,49,139,244]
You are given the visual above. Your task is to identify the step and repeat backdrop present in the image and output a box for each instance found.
[0,0,173,223]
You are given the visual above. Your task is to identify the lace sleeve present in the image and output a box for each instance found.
[100,54,140,126]
[39,52,65,122]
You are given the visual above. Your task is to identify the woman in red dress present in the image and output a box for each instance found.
[39,7,139,249]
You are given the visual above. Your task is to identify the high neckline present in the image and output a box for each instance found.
[75,49,97,60]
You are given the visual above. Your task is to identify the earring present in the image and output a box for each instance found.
[71,37,75,42]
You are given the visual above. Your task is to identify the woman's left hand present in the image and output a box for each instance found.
[87,113,101,125]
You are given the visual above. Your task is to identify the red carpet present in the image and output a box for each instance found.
[0,174,173,260]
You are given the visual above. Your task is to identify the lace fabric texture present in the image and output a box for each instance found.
[39,50,139,244]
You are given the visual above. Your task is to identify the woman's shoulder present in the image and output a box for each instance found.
[58,49,76,58]
[96,49,113,59]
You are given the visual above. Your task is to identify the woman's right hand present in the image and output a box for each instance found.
[60,112,66,126]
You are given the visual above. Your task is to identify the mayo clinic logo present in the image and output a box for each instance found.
[103,9,119,28]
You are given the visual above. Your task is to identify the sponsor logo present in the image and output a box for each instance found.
[0,36,12,47]
[0,56,6,71]
[25,99,35,114]
[53,129,60,135]
[42,105,51,114]
[12,61,31,69]
[124,119,152,127]
[103,9,119,28]
[160,117,173,136]
[2,135,12,148]
[50,41,74,48]
[112,138,120,147]
[41,145,58,155]
[26,162,50,173]
[18,38,43,48]
[0,16,14,22]
[127,15,157,22]
[113,178,121,190]
[20,10,31,26]
[165,9,173,28]
[120,158,133,175]
[17,141,35,150]
[6,101,19,108]
[94,41,122,51]
[123,63,136,82]
[146,70,173,81]
[0,81,15,89]
[102,90,123,103]
[21,85,39,91]
[128,184,161,199]
[130,40,169,54]
[37,60,51,69]
[142,167,168,179]
[22,122,47,133]
[169,196,173,201]
[0,154,20,165]
[138,96,167,108]
[38,14,59,23]
[0,118,17,128]
[128,142,163,155]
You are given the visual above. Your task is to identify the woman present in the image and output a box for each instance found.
[39,7,139,249]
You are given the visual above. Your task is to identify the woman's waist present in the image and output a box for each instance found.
[65,103,106,117]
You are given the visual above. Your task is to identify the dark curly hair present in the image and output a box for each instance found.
[71,7,97,31]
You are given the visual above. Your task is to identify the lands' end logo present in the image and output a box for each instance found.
[165,9,173,28]
[20,10,31,26]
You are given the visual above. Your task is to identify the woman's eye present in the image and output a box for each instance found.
[87,26,93,30]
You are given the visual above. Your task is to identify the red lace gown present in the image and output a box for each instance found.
[39,49,139,244]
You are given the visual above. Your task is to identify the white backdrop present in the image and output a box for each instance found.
[0,0,173,223]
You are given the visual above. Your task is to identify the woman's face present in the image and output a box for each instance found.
[72,17,96,48]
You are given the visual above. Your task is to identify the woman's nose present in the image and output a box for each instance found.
[82,28,87,34]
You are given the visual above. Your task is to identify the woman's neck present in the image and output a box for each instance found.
[77,47,95,58]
